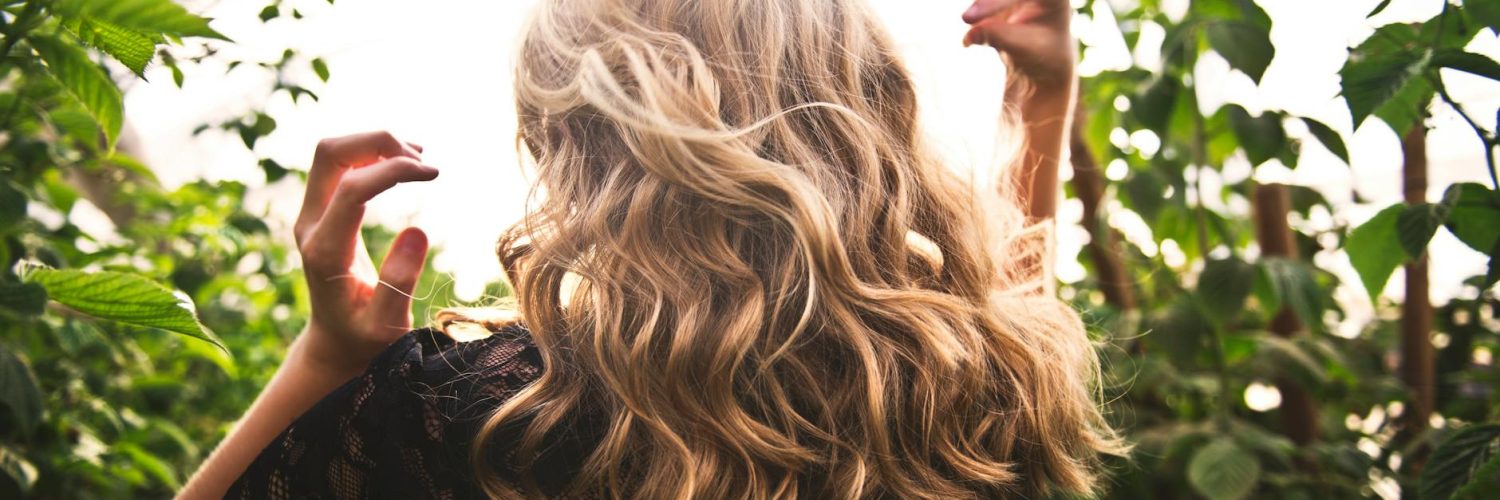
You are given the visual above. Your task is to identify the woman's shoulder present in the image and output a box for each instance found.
[226,323,543,499]
[372,323,544,420]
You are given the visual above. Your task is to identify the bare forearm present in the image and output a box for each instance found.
[177,329,362,499]
[1008,77,1076,221]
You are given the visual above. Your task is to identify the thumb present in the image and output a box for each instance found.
[371,227,429,332]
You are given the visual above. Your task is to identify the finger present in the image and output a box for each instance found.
[966,21,1052,56]
[303,157,439,271]
[370,227,428,332]
[962,0,1022,24]
[296,131,423,241]
[406,141,424,153]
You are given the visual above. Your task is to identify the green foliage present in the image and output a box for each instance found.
[30,34,125,150]
[1421,424,1500,500]
[1205,21,1274,83]
[0,0,1494,498]
[50,0,228,41]
[66,18,158,78]
[1300,117,1349,165]
[1078,0,1500,498]
[1346,204,1405,304]
[18,264,225,352]
[1188,438,1261,500]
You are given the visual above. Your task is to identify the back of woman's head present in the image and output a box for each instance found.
[467,0,1121,497]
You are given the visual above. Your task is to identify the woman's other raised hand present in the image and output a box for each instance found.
[962,0,1076,88]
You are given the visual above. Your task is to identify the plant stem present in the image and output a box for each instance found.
[1428,73,1499,190]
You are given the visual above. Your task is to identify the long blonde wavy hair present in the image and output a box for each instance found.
[452,0,1121,497]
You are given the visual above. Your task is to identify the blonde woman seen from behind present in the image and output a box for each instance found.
[181,0,1123,498]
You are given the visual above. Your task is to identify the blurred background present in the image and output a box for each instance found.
[1,0,1498,498]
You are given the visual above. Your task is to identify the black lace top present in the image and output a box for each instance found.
[225,325,545,499]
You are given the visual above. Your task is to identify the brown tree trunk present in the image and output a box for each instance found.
[1252,183,1319,445]
[1400,125,1434,438]
[1068,96,1135,311]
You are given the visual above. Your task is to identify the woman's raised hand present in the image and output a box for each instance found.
[962,0,1076,88]
[293,131,438,375]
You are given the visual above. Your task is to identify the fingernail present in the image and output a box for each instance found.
[398,229,427,254]
[964,3,980,20]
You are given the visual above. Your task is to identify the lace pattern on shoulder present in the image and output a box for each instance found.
[225,325,542,499]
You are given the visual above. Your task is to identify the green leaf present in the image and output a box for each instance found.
[0,446,37,498]
[311,57,330,82]
[30,35,125,150]
[0,282,47,317]
[71,18,158,77]
[49,107,102,148]
[1397,199,1455,259]
[1188,438,1262,500]
[1207,21,1275,83]
[1421,424,1500,500]
[1146,298,1211,367]
[0,181,25,231]
[1340,25,1430,131]
[1368,0,1393,18]
[1259,258,1324,332]
[17,264,227,353]
[1345,204,1405,304]
[50,0,229,41]
[1433,50,1500,82]
[1468,0,1500,33]
[258,5,279,22]
[1443,183,1500,254]
[1199,257,1256,320]
[0,345,42,436]
[1300,118,1350,164]
[1225,105,1286,166]
[1133,75,1180,134]
[1255,336,1327,388]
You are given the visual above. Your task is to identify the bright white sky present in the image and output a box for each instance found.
[117,0,1498,331]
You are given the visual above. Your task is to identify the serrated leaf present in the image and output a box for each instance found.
[1225,105,1286,166]
[51,0,229,41]
[1397,201,1454,259]
[1443,183,1500,254]
[1300,118,1350,164]
[1189,438,1261,500]
[30,35,124,151]
[1199,257,1256,320]
[1259,258,1323,332]
[1147,298,1210,367]
[1421,424,1500,500]
[1346,204,1404,304]
[17,264,226,353]
[73,18,158,77]
[0,345,42,436]
[0,282,46,317]
[1255,336,1327,388]
[1340,25,1430,131]
[1207,21,1275,83]
[1433,50,1500,82]
[49,107,102,148]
